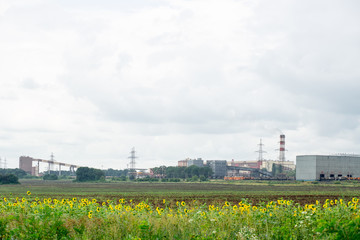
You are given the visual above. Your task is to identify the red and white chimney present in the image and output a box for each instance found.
[279,134,286,161]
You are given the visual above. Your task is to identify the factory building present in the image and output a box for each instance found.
[177,158,204,167]
[260,160,295,172]
[188,158,204,167]
[19,156,39,176]
[296,155,360,181]
[229,159,261,169]
[207,160,227,178]
[178,160,187,167]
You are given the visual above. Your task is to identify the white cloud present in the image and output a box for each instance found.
[0,0,359,169]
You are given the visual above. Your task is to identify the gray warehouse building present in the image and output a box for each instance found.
[296,155,360,181]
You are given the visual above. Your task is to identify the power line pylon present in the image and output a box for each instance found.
[128,147,137,177]
[255,139,267,161]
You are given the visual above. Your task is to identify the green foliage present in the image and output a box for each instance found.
[136,177,159,182]
[76,167,105,182]
[190,175,199,182]
[1,194,360,239]
[160,178,180,182]
[272,163,283,177]
[43,174,58,180]
[104,168,129,177]
[0,174,19,184]
[199,175,208,182]
[151,165,212,180]
[0,168,27,178]
[47,170,73,176]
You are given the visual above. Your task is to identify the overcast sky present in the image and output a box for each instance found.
[1,0,360,170]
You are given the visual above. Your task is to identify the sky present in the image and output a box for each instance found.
[0,0,360,170]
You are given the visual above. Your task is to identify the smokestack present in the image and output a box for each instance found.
[279,134,286,161]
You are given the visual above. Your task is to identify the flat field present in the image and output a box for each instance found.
[2,179,360,205]
[2,180,360,239]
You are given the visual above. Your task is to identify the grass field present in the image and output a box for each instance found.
[1,180,360,239]
[2,179,360,205]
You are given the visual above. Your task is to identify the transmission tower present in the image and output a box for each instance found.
[128,147,137,174]
[4,158,6,169]
[255,139,267,161]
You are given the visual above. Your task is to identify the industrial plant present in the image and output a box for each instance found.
[177,135,295,179]
[13,134,360,181]
[19,155,80,176]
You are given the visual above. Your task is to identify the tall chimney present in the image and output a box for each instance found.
[279,134,286,161]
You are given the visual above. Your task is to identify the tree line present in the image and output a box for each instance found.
[0,168,27,178]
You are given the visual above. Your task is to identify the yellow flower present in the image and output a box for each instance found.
[92,199,97,203]
[163,199,166,204]
[225,201,230,207]
[27,191,31,195]
[181,201,186,206]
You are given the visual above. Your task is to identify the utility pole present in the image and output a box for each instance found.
[128,147,137,178]
[255,139,267,161]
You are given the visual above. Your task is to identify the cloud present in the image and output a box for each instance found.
[1,0,360,169]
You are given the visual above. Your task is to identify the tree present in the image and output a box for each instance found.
[0,168,27,178]
[43,174,58,180]
[76,167,105,182]
[0,174,19,184]
[105,168,129,177]
[272,163,283,177]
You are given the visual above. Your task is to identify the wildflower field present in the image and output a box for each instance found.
[1,180,360,239]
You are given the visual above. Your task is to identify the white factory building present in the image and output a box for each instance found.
[296,155,360,181]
